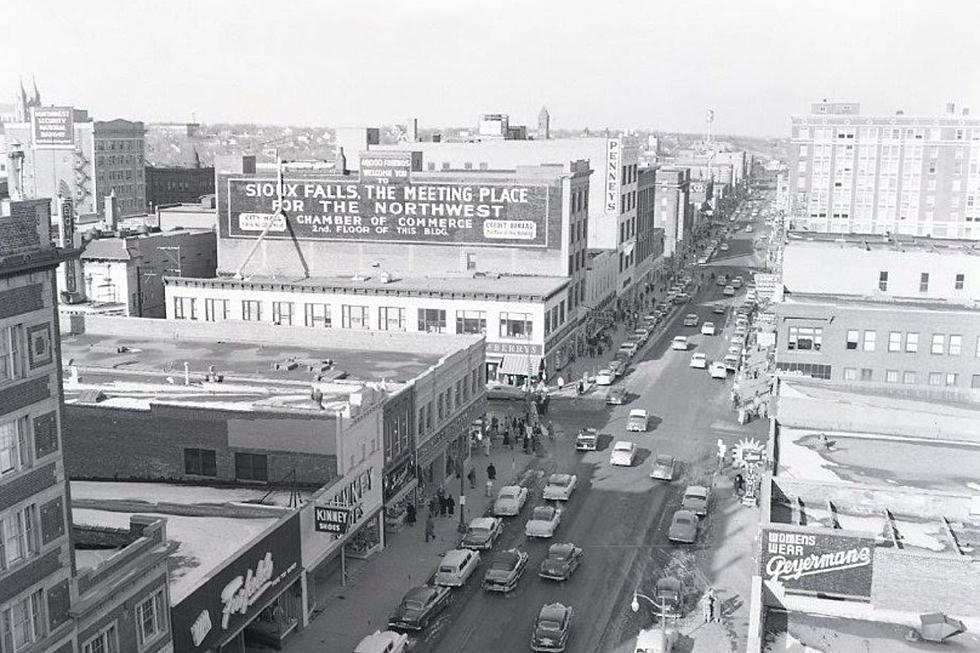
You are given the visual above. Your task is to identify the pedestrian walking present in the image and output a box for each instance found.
[447,495,456,516]
[467,468,477,489]
[437,487,447,516]
[700,592,713,623]
[406,502,417,526]
[711,592,723,622]
[485,478,494,497]
[428,495,439,518]
[424,515,436,542]
[487,462,496,481]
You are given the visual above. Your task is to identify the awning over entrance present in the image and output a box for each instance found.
[498,355,539,376]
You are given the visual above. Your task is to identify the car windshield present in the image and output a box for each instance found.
[499,489,516,500]
[538,619,562,631]
[533,507,554,520]
[674,516,693,526]
[686,489,707,500]
[404,598,425,610]
[655,455,672,465]
[614,443,632,451]
[467,525,489,536]
[550,476,571,486]
[490,558,515,571]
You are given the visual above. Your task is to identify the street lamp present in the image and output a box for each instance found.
[631,589,670,629]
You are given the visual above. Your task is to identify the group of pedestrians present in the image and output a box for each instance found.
[700,587,723,623]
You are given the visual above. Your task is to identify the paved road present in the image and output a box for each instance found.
[414,220,769,652]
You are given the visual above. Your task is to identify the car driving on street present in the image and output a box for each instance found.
[709,361,728,379]
[649,454,675,481]
[626,408,648,432]
[683,313,699,327]
[460,517,504,550]
[575,428,598,451]
[531,603,573,652]
[689,352,707,369]
[670,336,688,351]
[434,549,481,586]
[606,386,627,405]
[700,321,716,336]
[543,473,577,501]
[538,542,583,581]
[525,505,562,538]
[494,485,528,516]
[610,440,637,466]
[355,630,409,653]
[481,548,528,593]
[595,368,615,386]
[388,585,452,631]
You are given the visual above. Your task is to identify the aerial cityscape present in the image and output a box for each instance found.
[1,1,979,653]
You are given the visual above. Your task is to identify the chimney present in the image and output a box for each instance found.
[946,101,956,115]
[335,147,347,174]
[895,110,904,116]
[103,191,119,231]
[6,144,25,201]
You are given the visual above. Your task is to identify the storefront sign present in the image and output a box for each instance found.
[223,174,550,247]
[760,528,874,599]
[315,468,374,534]
[173,513,302,652]
[383,456,416,503]
[417,400,486,467]
[32,106,74,147]
[605,139,620,213]
[486,341,543,356]
[360,152,414,186]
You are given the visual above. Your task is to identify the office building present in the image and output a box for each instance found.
[145,165,215,209]
[93,119,146,216]
[653,167,692,259]
[787,100,980,238]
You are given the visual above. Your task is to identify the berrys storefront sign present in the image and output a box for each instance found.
[760,528,875,599]
[172,513,303,651]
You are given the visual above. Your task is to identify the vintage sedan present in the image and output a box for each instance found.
[387,585,452,631]
[538,542,583,581]
[354,630,409,653]
[682,313,700,327]
[712,305,727,316]
[670,336,688,351]
[609,360,627,377]
[700,321,717,336]
[481,548,528,593]
[681,485,711,517]
[649,454,675,481]
[633,627,678,653]
[494,485,529,516]
[667,509,699,544]
[531,603,574,652]
[460,517,504,550]
[595,368,615,386]
[708,361,728,379]
[606,386,628,405]
[626,409,648,432]
[689,352,708,369]
[722,284,736,296]
[609,441,637,467]
[543,473,577,501]
[723,353,739,372]
[525,505,562,538]
[434,548,480,586]
[575,428,598,452]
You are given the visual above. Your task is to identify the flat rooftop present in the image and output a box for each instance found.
[779,292,980,311]
[785,231,980,253]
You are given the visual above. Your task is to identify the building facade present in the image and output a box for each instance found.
[93,119,146,217]
[788,101,980,238]
[0,198,78,653]
[653,167,692,259]
[145,166,215,209]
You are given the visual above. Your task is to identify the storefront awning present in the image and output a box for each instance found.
[498,354,539,376]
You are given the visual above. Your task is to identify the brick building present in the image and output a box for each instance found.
[144,165,215,209]
[653,167,692,260]
[93,119,146,217]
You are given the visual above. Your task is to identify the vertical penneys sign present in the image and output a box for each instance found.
[605,138,620,213]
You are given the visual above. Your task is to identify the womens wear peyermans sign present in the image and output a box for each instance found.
[760,527,875,599]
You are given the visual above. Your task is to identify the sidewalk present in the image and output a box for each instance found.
[284,443,541,653]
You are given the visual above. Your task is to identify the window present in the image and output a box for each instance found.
[234,453,268,482]
[928,372,942,386]
[472,367,480,394]
[341,305,369,329]
[843,367,857,381]
[417,308,447,333]
[378,307,405,331]
[888,331,902,352]
[83,623,118,653]
[0,505,39,570]
[455,311,486,335]
[135,588,168,650]
[860,368,873,381]
[878,271,888,291]
[906,332,919,353]
[903,371,917,385]
[417,408,425,437]
[931,333,945,355]
[0,325,25,384]
[304,303,332,328]
[1,589,45,650]
[183,448,216,477]
[241,300,262,321]
[955,274,965,290]
[845,330,859,350]
[863,330,876,352]
[919,272,929,293]
[437,394,445,420]
[787,326,822,351]
[455,380,462,407]
[949,334,962,355]
[271,301,293,325]
[946,373,958,386]
[204,298,229,322]
[172,296,197,320]
[0,417,31,478]
[885,369,900,383]
[499,312,533,339]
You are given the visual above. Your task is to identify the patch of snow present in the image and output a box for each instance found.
[777,436,843,483]
[895,520,946,552]
[71,481,308,507]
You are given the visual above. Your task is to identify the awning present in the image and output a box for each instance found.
[498,355,539,376]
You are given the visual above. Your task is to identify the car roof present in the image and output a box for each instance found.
[548,542,576,555]
[673,509,697,520]
[469,517,497,529]
[499,484,522,494]
[539,603,570,621]
[685,485,709,497]
[692,352,706,358]
[406,585,436,600]
[548,473,573,484]
[441,549,473,564]
[672,335,686,341]
[533,505,556,516]
[654,454,674,464]
[629,409,647,416]
[356,630,402,650]
[493,549,523,565]
[613,441,634,450]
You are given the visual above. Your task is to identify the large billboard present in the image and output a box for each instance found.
[223,176,551,248]
[760,527,875,599]
[31,106,74,147]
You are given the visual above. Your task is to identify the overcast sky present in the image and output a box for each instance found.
[4,0,978,137]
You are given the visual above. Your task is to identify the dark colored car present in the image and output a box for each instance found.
[482,548,528,593]
[531,602,573,652]
[387,585,451,631]
[538,543,583,581]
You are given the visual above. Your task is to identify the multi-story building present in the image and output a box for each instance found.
[144,165,214,209]
[788,100,980,238]
[653,167,692,259]
[0,198,79,653]
[635,167,666,292]
[93,119,146,217]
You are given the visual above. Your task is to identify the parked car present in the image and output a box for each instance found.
[722,285,735,296]
[595,369,615,386]
[434,549,481,586]
[481,548,528,593]
[609,360,627,377]
[745,225,754,233]
[681,485,711,517]
[494,485,529,516]
[708,361,728,379]
[610,441,637,466]
[723,354,739,372]
[575,428,598,451]
[531,603,574,652]
[525,506,562,538]
[460,517,504,550]
[697,255,709,265]
[670,336,688,351]
[606,386,628,405]
[626,408,648,432]
[732,275,744,289]
[689,352,707,369]
[633,627,678,653]
[727,344,742,357]
[672,292,690,304]
[653,576,685,617]
[618,341,639,358]
[649,454,676,481]
[543,473,578,501]
[712,304,727,315]
[716,275,728,286]
[733,323,747,337]
[355,630,409,653]
[719,243,730,252]
[667,509,699,543]
[538,542,583,581]
[633,327,651,342]
[700,321,716,336]
[388,585,451,631]
[683,313,699,327]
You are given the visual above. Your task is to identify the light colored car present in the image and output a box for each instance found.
[683,313,699,327]
[482,548,529,593]
[434,548,481,587]
[634,627,678,653]
[575,428,598,451]
[723,353,739,371]
[732,276,744,288]
[633,327,651,342]
[712,305,726,315]
[722,285,735,296]
[610,441,637,466]
[745,226,754,233]
[543,473,578,501]
[700,321,716,336]
[670,336,688,351]
[525,505,562,538]
[460,517,504,550]
[355,630,409,653]
[595,369,614,386]
[672,292,690,304]
[606,386,628,405]
[494,485,529,516]
[719,243,730,251]
[708,361,728,379]
[626,408,648,432]
[681,485,711,517]
[689,352,708,369]
[727,344,742,357]
[609,360,627,377]
[649,454,675,481]
[667,509,699,544]
[733,324,747,337]
[697,255,709,265]
[618,341,639,358]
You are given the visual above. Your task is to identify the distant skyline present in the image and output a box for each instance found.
[4,0,979,137]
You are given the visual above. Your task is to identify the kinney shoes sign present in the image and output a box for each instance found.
[761,528,875,599]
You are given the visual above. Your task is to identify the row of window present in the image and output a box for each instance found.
[622,163,639,185]
[844,329,977,356]
[77,588,167,653]
[877,271,966,292]
[95,139,144,151]
[183,448,268,482]
[841,367,979,388]
[800,126,976,142]
[0,587,44,651]
[416,367,483,444]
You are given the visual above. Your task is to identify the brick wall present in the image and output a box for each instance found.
[872,548,980,616]
[0,198,49,258]
[0,283,44,319]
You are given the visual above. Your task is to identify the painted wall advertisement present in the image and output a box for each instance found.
[760,528,875,599]
[31,106,74,147]
[172,514,302,651]
[224,174,551,247]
